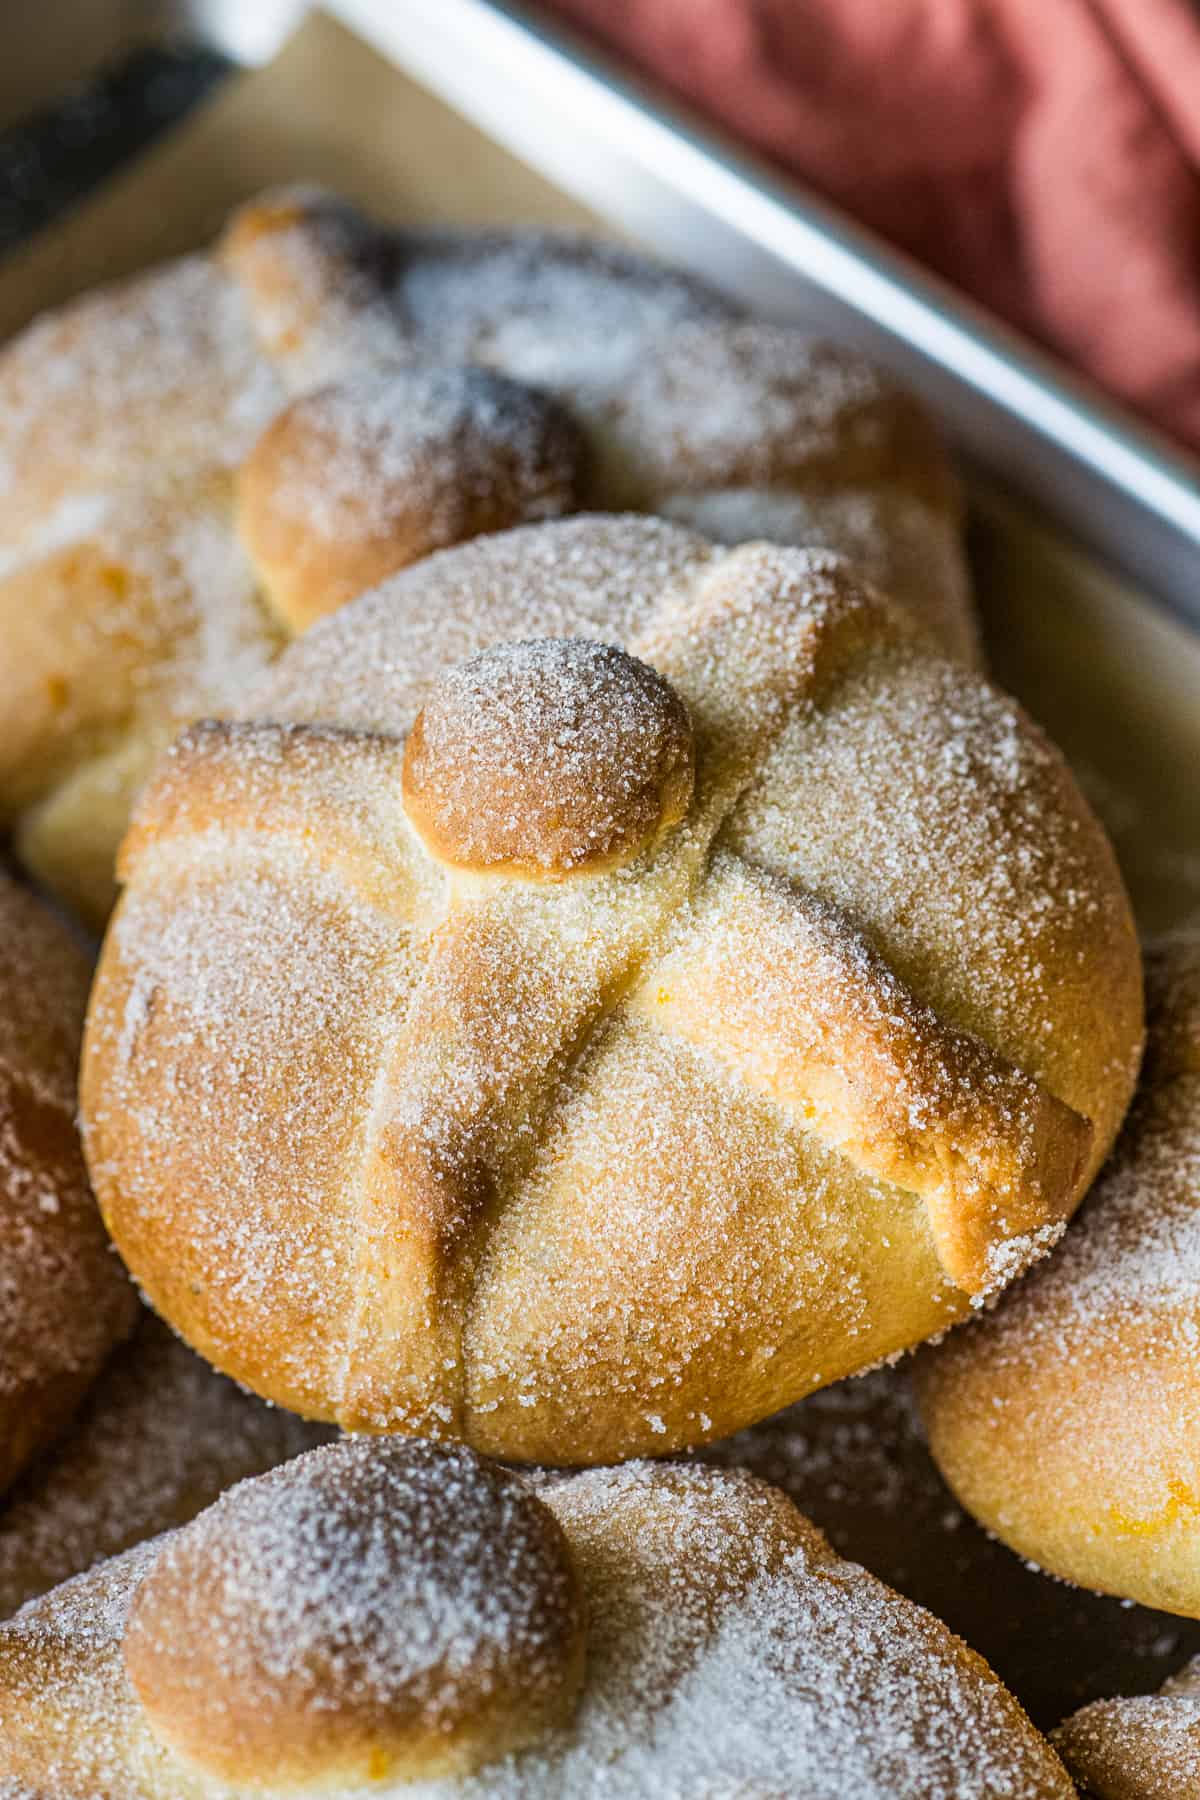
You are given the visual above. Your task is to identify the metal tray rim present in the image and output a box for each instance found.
[4,0,1199,627]
[328,0,1200,629]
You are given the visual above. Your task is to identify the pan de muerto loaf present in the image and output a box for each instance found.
[0,1439,1075,1797]
[0,186,973,926]
[80,516,1140,1464]
[0,870,137,1497]
[917,935,1200,1617]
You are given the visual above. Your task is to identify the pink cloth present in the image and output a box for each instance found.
[547,0,1200,452]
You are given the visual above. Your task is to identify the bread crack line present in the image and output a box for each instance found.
[628,852,1091,1301]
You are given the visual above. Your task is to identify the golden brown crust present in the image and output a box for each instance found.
[916,936,1200,1617]
[0,873,138,1496]
[0,1452,1074,1798]
[402,639,695,878]
[124,1440,585,1787]
[82,518,1141,1463]
[632,855,1091,1298]
[0,185,974,926]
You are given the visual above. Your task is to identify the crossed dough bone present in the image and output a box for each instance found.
[0,1439,1075,1798]
[80,516,1141,1464]
[0,186,974,926]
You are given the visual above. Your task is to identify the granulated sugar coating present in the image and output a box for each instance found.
[0,255,282,547]
[700,1364,1200,1730]
[0,1453,1074,1797]
[1056,1657,1200,1799]
[1,185,976,927]
[81,516,1141,1466]
[124,1439,585,1784]
[917,936,1200,1618]
[250,368,580,546]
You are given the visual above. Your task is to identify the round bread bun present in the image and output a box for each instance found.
[0,870,138,1496]
[81,516,1141,1464]
[0,185,973,928]
[0,1447,1074,1797]
[916,935,1200,1617]
[1054,1657,1200,1800]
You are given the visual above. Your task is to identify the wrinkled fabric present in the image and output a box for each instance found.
[548,0,1200,450]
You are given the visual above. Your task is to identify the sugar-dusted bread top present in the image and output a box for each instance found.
[81,516,1141,1464]
[0,187,973,926]
[0,1442,1074,1798]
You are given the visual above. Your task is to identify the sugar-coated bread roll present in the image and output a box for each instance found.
[0,185,973,927]
[81,516,1141,1464]
[1054,1658,1200,1799]
[0,1442,1075,1797]
[0,871,137,1496]
[125,1440,585,1787]
[0,1314,332,1622]
[917,935,1200,1616]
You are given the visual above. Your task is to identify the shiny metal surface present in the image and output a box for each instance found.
[331,0,1200,628]
[0,0,302,128]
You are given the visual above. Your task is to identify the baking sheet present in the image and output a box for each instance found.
[3,6,1199,1729]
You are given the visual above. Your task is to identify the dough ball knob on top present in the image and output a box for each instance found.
[238,367,585,634]
[123,1438,585,1789]
[402,638,695,880]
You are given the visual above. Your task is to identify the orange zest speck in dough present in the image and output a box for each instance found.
[1106,1476,1200,1538]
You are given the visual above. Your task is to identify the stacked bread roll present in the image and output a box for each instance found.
[0,870,137,1495]
[3,185,1189,1796]
[0,186,975,926]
